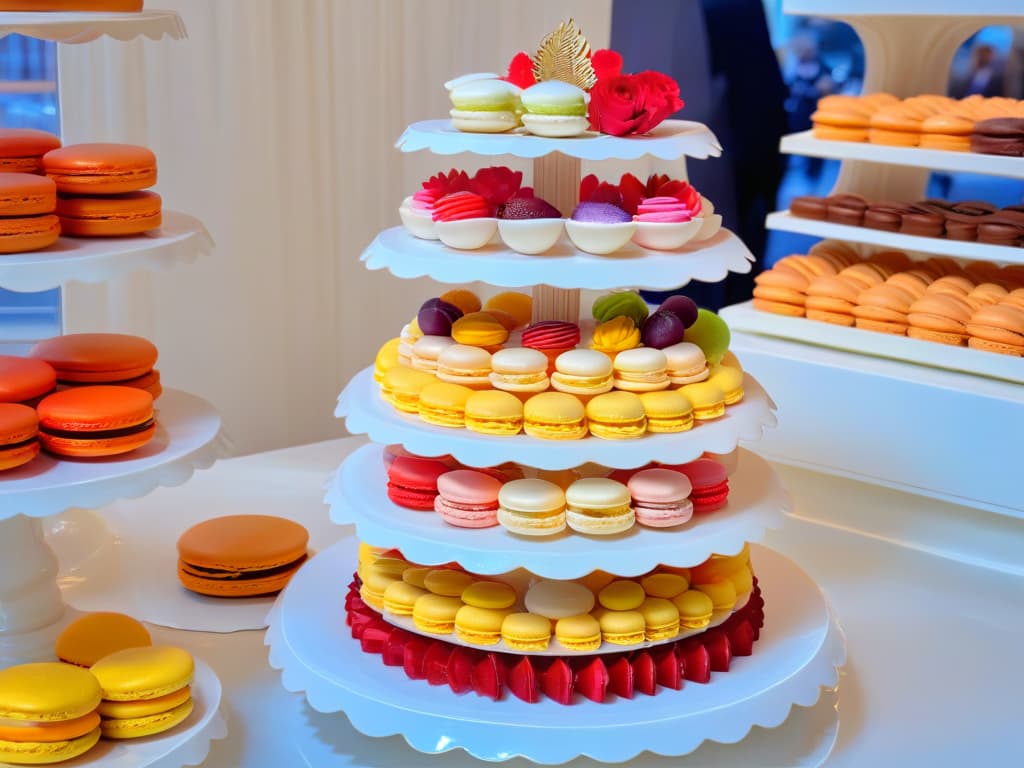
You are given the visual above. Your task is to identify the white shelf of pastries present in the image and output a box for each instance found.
[0,212,212,293]
[336,367,777,471]
[765,211,1024,265]
[396,118,722,161]
[327,444,788,579]
[0,9,186,43]
[783,0,1021,16]
[363,226,752,291]
[779,130,1024,180]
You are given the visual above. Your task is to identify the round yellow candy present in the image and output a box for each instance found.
[597,580,646,611]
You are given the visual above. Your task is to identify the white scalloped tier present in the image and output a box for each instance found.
[265,537,846,764]
[362,225,753,291]
[0,389,229,520]
[0,212,211,293]
[326,444,789,577]
[336,367,778,470]
[0,9,185,43]
[396,119,722,160]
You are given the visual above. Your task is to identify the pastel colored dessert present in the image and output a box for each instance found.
[0,403,41,471]
[564,477,635,535]
[598,580,646,611]
[640,310,684,349]
[436,344,492,388]
[464,389,524,436]
[488,348,549,393]
[0,128,61,173]
[90,646,194,739]
[36,386,155,457]
[176,514,309,597]
[501,612,552,651]
[455,605,510,645]
[462,581,517,610]
[29,332,161,398]
[966,304,1024,355]
[597,610,646,645]
[380,366,436,413]
[670,458,730,512]
[56,191,162,237]
[434,469,503,528]
[592,291,650,326]
[523,392,587,440]
[852,284,916,335]
[373,338,401,384]
[907,293,973,345]
[585,391,647,440]
[417,381,474,427]
[641,572,689,599]
[707,364,744,405]
[496,195,564,254]
[661,341,709,385]
[432,191,497,249]
[0,355,56,405]
[449,311,509,351]
[639,597,681,641]
[417,298,463,336]
[423,569,475,597]
[397,319,423,365]
[693,578,738,613]
[398,194,438,240]
[805,275,861,326]
[411,335,457,374]
[43,143,157,195]
[440,288,482,315]
[448,78,522,133]
[383,581,428,616]
[483,291,533,329]
[550,349,614,396]
[525,580,595,620]
[627,468,694,528]
[519,80,590,138]
[56,612,152,668]
[638,390,694,433]
[658,294,699,328]
[685,309,731,365]
[677,381,725,420]
[752,268,809,317]
[555,614,602,652]
[0,662,102,765]
[412,593,464,634]
[632,195,704,250]
[386,455,451,510]
[497,478,567,536]
[521,320,581,372]
[0,173,56,217]
[565,202,636,255]
[589,315,641,358]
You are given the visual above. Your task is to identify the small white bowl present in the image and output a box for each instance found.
[632,218,704,250]
[434,218,499,250]
[564,219,637,255]
[497,218,564,254]
[398,197,438,240]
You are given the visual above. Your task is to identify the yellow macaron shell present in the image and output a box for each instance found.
[555,614,602,651]
[464,389,523,436]
[501,612,552,651]
[461,580,516,610]
[417,382,473,428]
[412,593,464,634]
[523,392,587,440]
[639,597,681,640]
[694,578,738,612]
[585,391,647,439]
[89,646,194,702]
[55,611,152,668]
[96,686,191,720]
[672,590,714,629]
[454,605,509,645]
[0,727,100,765]
[597,610,646,645]
[383,581,428,615]
[423,569,475,597]
[99,698,193,740]
[707,364,744,404]
[0,663,101,722]
[677,381,726,420]
[641,572,689,598]
[598,580,646,611]
[639,390,694,432]
[483,291,533,329]
[564,477,635,534]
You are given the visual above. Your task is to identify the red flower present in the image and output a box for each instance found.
[590,49,623,81]
[505,52,536,89]
[470,166,523,210]
[588,71,684,137]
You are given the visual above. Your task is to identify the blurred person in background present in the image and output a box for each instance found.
[950,42,1005,98]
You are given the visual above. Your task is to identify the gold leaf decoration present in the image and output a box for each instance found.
[532,18,597,91]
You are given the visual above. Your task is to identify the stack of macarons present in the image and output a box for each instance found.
[355,543,754,654]
[0,129,63,253]
[43,143,161,238]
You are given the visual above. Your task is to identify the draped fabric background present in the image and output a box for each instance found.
[57,1,611,454]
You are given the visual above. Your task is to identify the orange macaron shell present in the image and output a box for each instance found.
[0,403,40,471]
[36,386,155,458]
[0,214,60,254]
[43,143,157,195]
[0,128,62,173]
[56,191,162,237]
[30,333,158,383]
[0,173,57,216]
[0,355,57,404]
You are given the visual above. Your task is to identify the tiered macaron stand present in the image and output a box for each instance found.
[0,11,226,767]
[720,0,1024,517]
[265,119,846,763]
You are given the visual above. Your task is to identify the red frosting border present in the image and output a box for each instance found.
[345,574,765,705]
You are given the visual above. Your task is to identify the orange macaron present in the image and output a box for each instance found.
[56,191,162,237]
[0,355,57,406]
[0,128,62,174]
[36,386,156,458]
[29,333,161,398]
[0,403,41,471]
[43,143,157,195]
[176,515,310,598]
[0,173,60,253]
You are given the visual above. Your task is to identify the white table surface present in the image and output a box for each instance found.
[65,437,1024,767]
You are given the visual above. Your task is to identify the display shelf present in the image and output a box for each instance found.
[766,210,1024,265]
[779,130,1024,180]
[721,300,1023,386]
[362,226,752,291]
[0,212,212,294]
[784,0,1020,16]
[396,119,722,161]
[0,9,185,43]
[0,389,228,520]
[327,444,788,578]
[266,537,845,765]
[336,367,777,471]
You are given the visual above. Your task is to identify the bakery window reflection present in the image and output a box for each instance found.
[766,19,1024,266]
[0,34,60,353]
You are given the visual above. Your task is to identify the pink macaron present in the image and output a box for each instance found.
[434,469,503,528]
[627,468,694,528]
[663,458,729,513]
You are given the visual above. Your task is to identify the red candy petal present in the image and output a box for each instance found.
[607,656,635,699]
[728,619,755,657]
[632,652,657,696]
[424,642,453,686]
[508,657,540,703]
[382,628,413,667]
[576,658,609,703]
[579,174,600,203]
[680,641,711,684]
[360,625,390,654]
[618,173,647,216]
[447,647,476,694]
[539,658,574,705]
[403,638,430,680]
[472,653,504,701]
[705,630,733,672]
[471,166,524,210]
[654,647,682,691]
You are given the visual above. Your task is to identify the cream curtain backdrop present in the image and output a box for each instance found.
[57,1,611,454]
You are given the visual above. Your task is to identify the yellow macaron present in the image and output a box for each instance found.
[451,312,510,349]
[677,381,726,420]
[417,382,474,428]
[501,612,552,651]
[639,390,694,433]
[423,569,475,597]
[454,605,510,646]
[381,366,436,413]
[638,597,681,641]
[598,580,646,611]
[373,337,402,383]
[464,389,524,436]
[585,391,647,439]
[55,611,152,668]
[412,593,464,634]
[383,580,428,616]
[672,590,714,630]
[523,392,587,440]
[555,614,602,651]
[597,610,646,645]
[707,364,744,404]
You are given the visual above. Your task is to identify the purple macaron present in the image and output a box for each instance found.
[641,310,685,349]
[417,298,464,336]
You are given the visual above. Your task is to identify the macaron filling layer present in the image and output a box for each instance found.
[39,418,154,441]
[179,553,307,581]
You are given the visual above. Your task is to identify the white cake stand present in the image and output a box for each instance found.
[327,444,789,578]
[0,10,186,43]
[266,537,846,765]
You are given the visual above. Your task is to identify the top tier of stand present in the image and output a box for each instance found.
[0,9,185,43]
[783,0,1021,17]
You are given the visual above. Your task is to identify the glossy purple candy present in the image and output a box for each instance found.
[641,310,685,349]
[417,298,464,337]
[658,295,699,329]
[570,202,632,224]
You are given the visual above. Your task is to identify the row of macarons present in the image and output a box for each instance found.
[0,611,194,765]
[357,542,752,653]
[386,451,729,535]
[0,129,162,253]
[400,168,720,254]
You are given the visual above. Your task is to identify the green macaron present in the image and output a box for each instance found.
[592,291,651,326]
[685,309,731,365]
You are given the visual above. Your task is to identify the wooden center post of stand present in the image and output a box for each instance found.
[531,152,580,323]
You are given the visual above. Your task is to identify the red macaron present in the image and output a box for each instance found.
[386,455,452,510]
[663,458,729,513]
